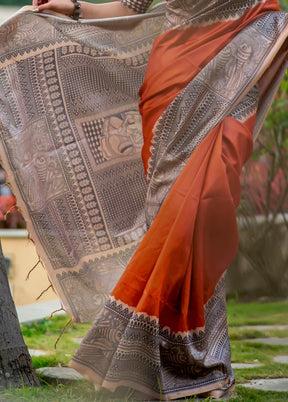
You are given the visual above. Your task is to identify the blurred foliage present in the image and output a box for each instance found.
[241,71,288,215]
[236,69,288,298]
[0,0,30,5]
[0,0,28,5]
[279,0,288,10]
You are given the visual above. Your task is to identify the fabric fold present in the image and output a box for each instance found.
[0,5,165,322]
[0,0,288,399]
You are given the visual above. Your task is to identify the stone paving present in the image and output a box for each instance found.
[29,349,49,357]
[274,355,288,364]
[231,363,263,369]
[237,327,288,393]
[246,337,288,345]
[238,325,288,331]
[17,299,63,324]
[242,378,288,392]
[72,337,83,344]
[36,367,84,385]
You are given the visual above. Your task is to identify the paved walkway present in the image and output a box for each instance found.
[16,299,63,324]
[242,378,288,392]
[238,324,288,331]
[236,326,288,394]
[246,337,288,345]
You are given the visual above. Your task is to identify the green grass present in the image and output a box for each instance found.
[0,299,287,400]
[0,382,97,402]
[235,387,288,402]
[230,339,288,363]
[228,300,288,401]
[21,315,92,368]
[227,300,288,326]
[229,328,288,340]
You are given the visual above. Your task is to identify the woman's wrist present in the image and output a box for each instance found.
[70,0,82,20]
[32,0,137,20]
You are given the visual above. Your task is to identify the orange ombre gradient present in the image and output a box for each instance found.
[139,0,280,174]
[112,0,280,332]
[112,115,255,332]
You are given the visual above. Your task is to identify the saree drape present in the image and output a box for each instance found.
[0,0,288,399]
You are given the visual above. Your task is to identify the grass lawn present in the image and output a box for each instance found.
[0,299,287,400]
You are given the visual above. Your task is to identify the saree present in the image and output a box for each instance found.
[0,0,288,399]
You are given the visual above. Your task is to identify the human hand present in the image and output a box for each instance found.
[32,0,137,20]
[32,0,75,16]
[32,0,48,7]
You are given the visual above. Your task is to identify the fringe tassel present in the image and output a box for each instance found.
[54,318,72,349]
[26,258,42,280]
[3,204,16,220]
[48,306,66,319]
[36,284,53,301]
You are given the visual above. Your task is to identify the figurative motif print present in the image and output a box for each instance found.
[146,11,288,224]
[0,6,165,321]
[165,0,270,29]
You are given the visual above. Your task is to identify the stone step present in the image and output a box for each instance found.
[241,378,288,392]
[72,337,83,344]
[245,337,288,345]
[231,363,263,369]
[274,355,288,364]
[237,325,288,331]
[36,367,84,385]
[29,349,48,357]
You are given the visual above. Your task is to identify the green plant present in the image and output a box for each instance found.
[279,0,288,11]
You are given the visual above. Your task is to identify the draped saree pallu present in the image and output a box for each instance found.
[0,0,288,400]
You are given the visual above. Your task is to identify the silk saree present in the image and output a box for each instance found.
[0,0,288,399]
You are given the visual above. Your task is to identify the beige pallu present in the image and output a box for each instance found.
[0,4,165,322]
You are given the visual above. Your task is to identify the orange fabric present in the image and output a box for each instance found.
[112,114,255,332]
[112,0,280,333]
[139,0,280,174]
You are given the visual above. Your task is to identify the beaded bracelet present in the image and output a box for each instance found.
[70,0,82,20]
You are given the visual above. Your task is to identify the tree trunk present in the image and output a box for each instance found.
[0,241,40,387]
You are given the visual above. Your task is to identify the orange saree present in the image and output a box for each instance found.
[70,0,288,399]
[0,0,288,399]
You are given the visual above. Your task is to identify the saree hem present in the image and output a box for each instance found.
[69,360,230,400]
[70,277,234,400]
